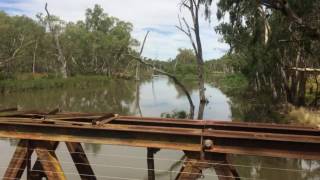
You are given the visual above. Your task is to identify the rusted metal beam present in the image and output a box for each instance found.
[176,153,240,180]
[208,153,240,180]
[66,142,96,180]
[175,158,210,180]
[114,117,320,136]
[3,140,32,179]
[33,141,66,180]
[92,113,115,125]
[0,121,202,151]
[30,141,60,179]
[95,114,119,126]
[147,148,159,180]
[2,112,319,135]
[0,107,18,113]
[26,140,32,180]
[0,113,319,161]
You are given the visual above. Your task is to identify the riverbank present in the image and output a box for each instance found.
[209,73,320,126]
[286,106,320,126]
[0,75,113,94]
[208,73,285,123]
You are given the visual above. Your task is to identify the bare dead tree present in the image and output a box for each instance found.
[136,31,150,81]
[45,3,68,78]
[177,0,207,119]
[134,32,150,116]
[128,54,195,119]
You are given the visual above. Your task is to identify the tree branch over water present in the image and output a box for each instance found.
[135,31,150,81]
[127,54,195,119]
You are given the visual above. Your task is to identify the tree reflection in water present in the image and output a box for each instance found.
[231,155,320,180]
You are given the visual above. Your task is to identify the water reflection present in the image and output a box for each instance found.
[229,94,288,124]
[0,79,136,114]
[139,76,231,120]
[231,155,320,180]
[0,76,232,120]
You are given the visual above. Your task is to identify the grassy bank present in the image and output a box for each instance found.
[288,107,320,126]
[0,75,112,94]
[208,73,249,96]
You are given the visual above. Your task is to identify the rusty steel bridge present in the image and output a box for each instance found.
[0,108,319,180]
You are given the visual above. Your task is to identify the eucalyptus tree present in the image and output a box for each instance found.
[0,12,44,77]
[0,4,138,79]
[204,0,320,106]
[173,48,197,76]
[55,4,135,76]
[80,5,135,76]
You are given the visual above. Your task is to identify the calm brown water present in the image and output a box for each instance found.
[0,76,319,180]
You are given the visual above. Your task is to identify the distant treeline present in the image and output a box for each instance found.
[148,48,240,80]
[0,5,145,79]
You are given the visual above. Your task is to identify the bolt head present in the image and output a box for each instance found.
[204,139,213,149]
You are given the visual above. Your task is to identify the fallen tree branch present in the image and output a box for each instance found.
[127,54,195,119]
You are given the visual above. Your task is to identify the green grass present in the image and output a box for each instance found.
[0,75,112,94]
[208,73,248,96]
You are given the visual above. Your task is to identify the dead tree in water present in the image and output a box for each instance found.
[135,31,150,81]
[177,0,207,119]
[128,54,195,119]
[177,3,206,103]
[45,3,68,78]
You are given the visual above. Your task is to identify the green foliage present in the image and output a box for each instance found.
[175,48,196,65]
[61,5,136,76]
[210,73,248,96]
[220,74,248,92]
[0,4,138,79]
[160,48,198,79]
[205,54,246,74]
[161,110,188,119]
[0,12,45,75]
[213,0,320,106]
[175,64,197,77]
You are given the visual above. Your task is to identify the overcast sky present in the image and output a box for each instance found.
[0,0,229,60]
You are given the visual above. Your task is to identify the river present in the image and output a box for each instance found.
[0,76,319,180]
